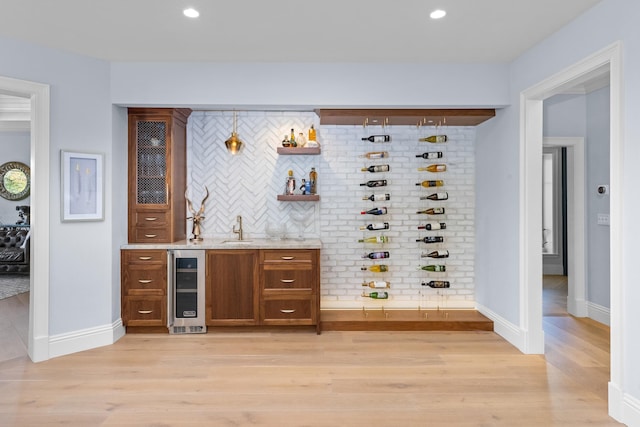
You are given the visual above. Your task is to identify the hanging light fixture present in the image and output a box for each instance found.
[225,111,244,155]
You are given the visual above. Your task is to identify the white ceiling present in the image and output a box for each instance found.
[0,0,602,63]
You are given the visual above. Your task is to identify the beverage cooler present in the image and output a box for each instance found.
[168,250,206,334]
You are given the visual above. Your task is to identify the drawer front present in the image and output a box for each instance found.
[123,249,166,265]
[263,269,314,290]
[134,210,169,227]
[123,266,166,294]
[261,250,315,264]
[262,298,314,323]
[123,296,166,326]
[134,227,170,243]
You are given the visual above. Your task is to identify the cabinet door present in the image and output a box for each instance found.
[206,250,259,326]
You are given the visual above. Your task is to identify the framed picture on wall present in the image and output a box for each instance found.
[61,151,104,222]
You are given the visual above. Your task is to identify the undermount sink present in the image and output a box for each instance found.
[220,240,253,245]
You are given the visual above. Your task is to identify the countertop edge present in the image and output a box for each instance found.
[121,238,322,250]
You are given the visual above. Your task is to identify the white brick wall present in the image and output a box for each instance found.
[188,111,476,310]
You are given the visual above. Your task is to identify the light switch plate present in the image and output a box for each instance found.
[597,213,610,226]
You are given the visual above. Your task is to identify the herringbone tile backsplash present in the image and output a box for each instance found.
[188,111,476,309]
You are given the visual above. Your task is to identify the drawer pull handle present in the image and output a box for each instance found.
[280,309,296,314]
[138,310,153,314]
[138,256,152,260]
[144,217,158,221]
[281,256,295,260]
[144,234,157,238]
[280,279,295,283]
[138,279,153,284]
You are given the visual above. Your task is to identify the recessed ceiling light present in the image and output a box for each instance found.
[430,9,446,19]
[183,8,200,18]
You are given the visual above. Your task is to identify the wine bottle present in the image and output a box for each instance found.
[415,180,444,187]
[358,236,389,244]
[415,151,443,159]
[362,135,391,143]
[417,222,446,230]
[362,251,390,259]
[422,250,449,258]
[416,236,444,244]
[361,207,387,215]
[360,222,390,231]
[417,164,447,173]
[361,264,389,273]
[416,207,445,215]
[420,192,449,201]
[361,164,390,173]
[422,281,450,288]
[360,180,387,187]
[362,281,390,289]
[309,167,318,195]
[419,265,446,272]
[360,151,389,159]
[362,291,389,299]
[419,135,447,143]
[362,193,390,202]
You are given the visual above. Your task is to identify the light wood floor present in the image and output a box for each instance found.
[0,278,622,426]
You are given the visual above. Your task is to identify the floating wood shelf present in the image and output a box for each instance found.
[320,309,493,332]
[277,194,320,202]
[277,147,321,155]
[316,108,496,127]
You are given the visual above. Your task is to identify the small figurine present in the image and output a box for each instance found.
[185,187,210,241]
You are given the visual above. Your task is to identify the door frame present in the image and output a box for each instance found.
[519,42,622,417]
[0,75,51,362]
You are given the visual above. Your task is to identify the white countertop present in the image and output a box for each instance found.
[121,238,322,250]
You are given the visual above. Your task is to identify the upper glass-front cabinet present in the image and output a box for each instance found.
[136,120,168,205]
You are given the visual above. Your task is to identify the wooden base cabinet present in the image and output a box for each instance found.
[205,250,259,326]
[121,249,167,331]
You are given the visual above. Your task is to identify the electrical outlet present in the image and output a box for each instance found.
[597,213,610,226]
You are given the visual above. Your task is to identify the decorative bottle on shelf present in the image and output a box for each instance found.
[361,264,389,272]
[415,152,443,159]
[417,222,446,230]
[416,236,444,244]
[362,135,391,143]
[422,281,450,288]
[360,151,389,159]
[362,281,390,289]
[419,135,448,143]
[290,129,297,147]
[416,207,445,215]
[284,169,296,195]
[361,164,390,173]
[360,179,387,187]
[362,291,389,299]
[417,164,447,173]
[362,251,390,259]
[309,167,317,195]
[308,125,316,142]
[422,250,449,258]
[420,192,449,201]
[415,180,444,187]
[358,236,389,244]
[361,207,387,215]
[362,193,390,202]
[360,222,390,231]
[418,265,446,272]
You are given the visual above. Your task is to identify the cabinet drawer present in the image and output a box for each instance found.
[263,269,314,290]
[261,250,315,264]
[122,249,167,265]
[133,227,170,243]
[123,296,166,326]
[134,210,169,227]
[262,298,314,323]
[123,266,166,295]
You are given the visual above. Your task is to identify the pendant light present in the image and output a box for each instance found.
[225,111,244,155]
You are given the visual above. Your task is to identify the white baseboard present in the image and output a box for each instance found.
[476,303,527,353]
[609,381,640,426]
[587,301,611,326]
[49,318,125,359]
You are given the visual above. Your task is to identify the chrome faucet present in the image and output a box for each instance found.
[232,215,244,240]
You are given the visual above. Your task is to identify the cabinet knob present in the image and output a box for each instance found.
[138,279,153,284]
[137,310,153,314]
[281,256,295,260]
[280,309,296,314]
[280,279,295,283]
